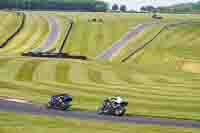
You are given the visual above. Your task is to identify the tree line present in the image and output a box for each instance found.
[140,1,200,13]
[111,4,127,12]
[0,0,108,12]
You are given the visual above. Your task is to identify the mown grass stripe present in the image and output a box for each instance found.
[0,14,38,53]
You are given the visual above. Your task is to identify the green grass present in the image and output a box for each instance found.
[1,11,200,127]
[0,12,49,55]
[0,12,22,45]
[54,12,156,58]
[0,56,200,121]
[112,24,165,62]
[1,112,200,133]
[127,23,200,66]
[112,14,200,62]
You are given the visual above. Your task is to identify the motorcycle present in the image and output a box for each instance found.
[47,94,72,110]
[98,97,128,116]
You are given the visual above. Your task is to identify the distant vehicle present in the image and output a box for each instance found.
[47,94,72,110]
[152,14,163,19]
[98,96,128,116]
[88,18,104,23]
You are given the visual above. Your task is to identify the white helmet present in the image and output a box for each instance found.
[111,96,123,104]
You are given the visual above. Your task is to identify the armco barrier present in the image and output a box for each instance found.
[0,12,25,48]
[121,21,200,63]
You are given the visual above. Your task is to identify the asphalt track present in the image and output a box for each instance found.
[31,16,60,53]
[1,99,200,128]
[96,22,159,60]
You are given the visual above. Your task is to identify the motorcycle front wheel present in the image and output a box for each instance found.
[61,103,69,110]
[114,107,126,116]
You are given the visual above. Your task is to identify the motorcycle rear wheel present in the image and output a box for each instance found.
[97,107,104,114]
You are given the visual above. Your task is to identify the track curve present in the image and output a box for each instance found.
[96,22,159,60]
[31,16,60,53]
[1,99,200,128]
[121,21,200,62]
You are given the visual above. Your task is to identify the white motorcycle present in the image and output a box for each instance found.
[98,97,128,116]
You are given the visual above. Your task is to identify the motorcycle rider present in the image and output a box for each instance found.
[57,95,64,105]
[111,97,123,104]
[103,96,124,108]
[109,96,124,108]
[99,96,128,116]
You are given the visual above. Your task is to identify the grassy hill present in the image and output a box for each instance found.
[127,22,200,68]
[57,12,155,58]
[0,12,23,46]
[111,14,200,62]
[1,11,200,131]
[0,12,50,55]
[0,11,200,121]
[0,11,155,57]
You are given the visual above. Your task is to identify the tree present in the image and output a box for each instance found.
[112,4,119,11]
[140,5,156,12]
[140,6,146,11]
[120,5,127,12]
[95,1,109,12]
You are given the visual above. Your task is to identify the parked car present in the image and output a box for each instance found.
[152,14,163,19]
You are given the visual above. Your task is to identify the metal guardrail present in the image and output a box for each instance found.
[58,20,74,53]
[121,21,200,63]
[0,12,25,48]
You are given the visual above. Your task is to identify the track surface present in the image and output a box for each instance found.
[31,16,60,53]
[1,99,200,128]
[96,22,159,60]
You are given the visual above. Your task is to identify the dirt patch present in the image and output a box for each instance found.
[182,62,200,73]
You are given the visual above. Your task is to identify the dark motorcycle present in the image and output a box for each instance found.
[98,98,128,116]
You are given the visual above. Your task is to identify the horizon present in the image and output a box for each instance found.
[101,0,199,10]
